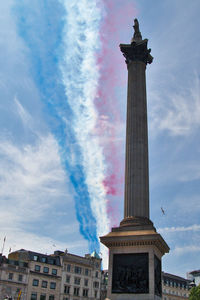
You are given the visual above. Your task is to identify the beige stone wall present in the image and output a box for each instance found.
[26,261,62,300]
[2,251,102,299]
[60,255,101,300]
[0,263,28,300]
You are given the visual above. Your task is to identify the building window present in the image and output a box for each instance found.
[40,295,46,300]
[8,273,13,280]
[42,257,47,263]
[85,268,89,276]
[75,266,82,274]
[74,277,81,285]
[18,274,23,281]
[52,269,57,275]
[43,267,49,273]
[63,298,69,300]
[49,296,54,300]
[33,279,39,286]
[49,258,54,265]
[66,275,70,283]
[33,255,38,261]
[35,265,41,272]
[94,281,99,288]
[95,290,98,298]
[50,282,56,289]
[95,271,98,278]
[84,279,88,286]
[42,281,48,288]
[83,289,88,297]
[31,293,37,300]
[67,264,71,272]
[74,287,79,296]
[64,286,70,294]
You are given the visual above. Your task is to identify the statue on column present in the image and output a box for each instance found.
[132,18,142,42]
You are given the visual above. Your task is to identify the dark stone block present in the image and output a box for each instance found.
[154,255,162,297]
[112,253,149,294]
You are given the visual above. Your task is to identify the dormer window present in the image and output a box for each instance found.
[42,257,47,263]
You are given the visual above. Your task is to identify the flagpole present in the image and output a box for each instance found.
[1,236,6,255]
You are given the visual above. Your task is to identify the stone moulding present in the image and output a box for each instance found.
[100,231,169,256]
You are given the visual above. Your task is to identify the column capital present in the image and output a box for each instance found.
[120,39,153,65]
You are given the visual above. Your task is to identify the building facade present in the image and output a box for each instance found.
[100,270,108,300]
[8,249,62,300]
[162,272,190,300]
[0,250,102,300]
[60,250,101,300]
[0,254,28,300]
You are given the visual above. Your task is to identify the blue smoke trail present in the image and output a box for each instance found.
[13,0,100,252]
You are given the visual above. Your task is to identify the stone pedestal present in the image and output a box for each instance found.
[100,224,169,300]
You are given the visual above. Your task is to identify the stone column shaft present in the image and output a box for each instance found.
[124,61,149,219]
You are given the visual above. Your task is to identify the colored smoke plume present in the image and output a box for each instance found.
[96,0,137,226]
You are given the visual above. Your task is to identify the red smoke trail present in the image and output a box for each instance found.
[96,0,137,227]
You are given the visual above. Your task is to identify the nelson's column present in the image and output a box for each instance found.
[100,19,170,300]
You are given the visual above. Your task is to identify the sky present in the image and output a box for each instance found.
[0,0,200,278]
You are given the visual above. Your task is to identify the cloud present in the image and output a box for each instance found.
[0,133,71,224]
[14,96,32,127]
[0,97,83,252]
[173,245,200,255]
[158,224,200,234]
[149,73,200,136]
[0,130,87,258]
[0,229,88,258]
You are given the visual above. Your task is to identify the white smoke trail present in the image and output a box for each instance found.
[60,0,110,266]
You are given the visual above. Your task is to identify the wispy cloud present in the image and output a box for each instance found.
[14,96,32,127]
[0,229,88,258]
[0,133,70,223]
[149,73,200,136]
[0,96,82,253]
[158,224,200,234]
[173,245,200,255]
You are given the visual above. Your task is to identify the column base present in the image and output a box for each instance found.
[120,216,154,229]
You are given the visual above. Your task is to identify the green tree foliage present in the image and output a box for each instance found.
[189,285,200,300]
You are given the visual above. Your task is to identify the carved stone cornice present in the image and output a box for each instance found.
[120,39,153,65]
[100,229,170,256]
